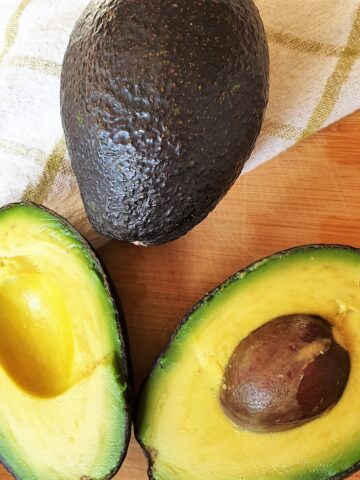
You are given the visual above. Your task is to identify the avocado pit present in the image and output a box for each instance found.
[220,314,350,432]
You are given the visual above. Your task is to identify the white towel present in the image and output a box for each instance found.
[0,0,359,240]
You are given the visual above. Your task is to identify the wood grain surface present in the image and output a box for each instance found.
[0,110,359,479]
[105,110,360,480]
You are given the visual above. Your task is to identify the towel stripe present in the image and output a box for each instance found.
[267,30,345,58]
[0,0,31,64]
[262,120,302,140]
[9,56,61,76]
[300,6,360,139]
[0,138,46,166]
[22,137,67,203]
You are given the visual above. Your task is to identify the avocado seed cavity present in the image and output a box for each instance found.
[0,272,74,397]
[220,314,350,432]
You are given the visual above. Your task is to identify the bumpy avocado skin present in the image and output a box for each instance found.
[0,202,131,480]
[135,245,360,480]
[61,0,269,245]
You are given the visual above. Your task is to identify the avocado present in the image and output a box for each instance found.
[60,0,269,245]
[0,203,130,480]
[136,245,360,480]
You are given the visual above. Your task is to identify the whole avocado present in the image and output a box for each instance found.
[61,0,269,245]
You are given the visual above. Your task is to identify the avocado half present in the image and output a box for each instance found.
[0,203,130,480]
[60,0,269,245]
[136,245,360,480]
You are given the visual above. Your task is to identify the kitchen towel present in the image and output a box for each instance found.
[0,0,359,243]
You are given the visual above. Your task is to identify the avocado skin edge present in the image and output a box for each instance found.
[134,243,360,480]
[61,0,269,246]
[0,202,133,480]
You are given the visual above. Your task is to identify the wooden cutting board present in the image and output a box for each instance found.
[103,110,360,480]
[0,110,359,479]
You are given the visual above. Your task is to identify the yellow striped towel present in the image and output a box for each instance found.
[0,0,359,241]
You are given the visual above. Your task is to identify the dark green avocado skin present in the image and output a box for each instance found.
[61,0,269,245]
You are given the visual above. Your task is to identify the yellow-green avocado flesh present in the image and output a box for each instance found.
[137,245,360,480]
[0,203,130,480]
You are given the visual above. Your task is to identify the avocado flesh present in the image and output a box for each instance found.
[61,0,269,245]
[0,204,129,480]
[137,246,360,480]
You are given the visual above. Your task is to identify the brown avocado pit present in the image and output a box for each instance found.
[220,314,350,432]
